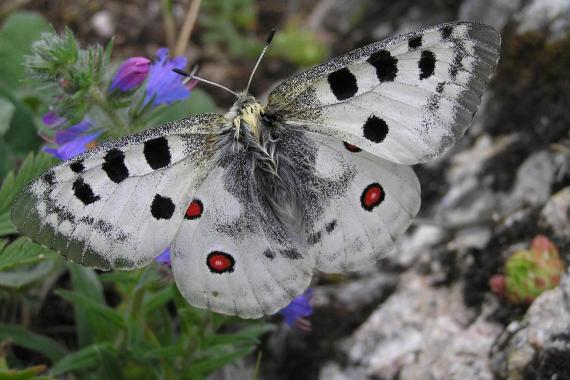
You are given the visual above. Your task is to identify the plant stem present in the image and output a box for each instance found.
[89,85,129,136]
[161,0,177,51]
[174,0,202,57]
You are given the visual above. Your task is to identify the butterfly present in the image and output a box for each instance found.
[12,22,500,318]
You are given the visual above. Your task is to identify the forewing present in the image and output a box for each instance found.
[302,132,420,272]
[267,22,500,164]
[11,114,221,270]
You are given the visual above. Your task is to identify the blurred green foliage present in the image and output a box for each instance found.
[270,21,329,67]
[0,12,50,177]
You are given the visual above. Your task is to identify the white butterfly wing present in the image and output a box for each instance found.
[267,22,500,164]
[12,114,220,269]
[303,132,420,272]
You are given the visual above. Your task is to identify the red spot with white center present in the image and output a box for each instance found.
[343,141,362,152]
[207,251,235,274]
[185,199,203,220]
[360,183,385,211]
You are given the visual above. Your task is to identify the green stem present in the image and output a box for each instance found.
[89,85,129,136]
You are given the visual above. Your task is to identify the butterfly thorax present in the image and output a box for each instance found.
[224,94,265,142]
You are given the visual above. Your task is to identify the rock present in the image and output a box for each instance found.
[539,187,570,238]
[321,273,502,380]
[447,227,492,251]
[91,11,115,39]
[516,0,570,40]
[459,0,522,31]
[401,314,501,380]
[508,151,554,209]
[389,225,446,267]
[434,134,518,226]
[312,271,399,316]
[490,276,570,380]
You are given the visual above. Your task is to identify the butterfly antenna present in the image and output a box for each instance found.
[172,67,239,97]
[245,28,276,93]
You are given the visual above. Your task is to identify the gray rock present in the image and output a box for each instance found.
[459,0,523,31]
[508,151,554,209]
[516,0,570,39]
[540,187,570,238]
[490,275,570,380]
[91,11,115,39]
[389,225,446,267]
[322,273,502,380]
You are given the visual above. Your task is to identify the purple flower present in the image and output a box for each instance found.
[43,119,100,160]
[278,289,313,330]
[42,111,66,127]
[155,248,172,266]
[110,57,151,92]
[53,119,92,145]
[144,48,190,107]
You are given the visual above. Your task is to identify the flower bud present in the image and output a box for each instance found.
[110,57,151,92]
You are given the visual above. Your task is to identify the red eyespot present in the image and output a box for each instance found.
[207,251,235,274]
[343,141,362,152]
[360,183,384,211]
[185,199,203,220]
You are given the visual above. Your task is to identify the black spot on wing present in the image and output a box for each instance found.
[43,171,56,185]
[436,82,445,93]
[362,115,389,143]
[280,248,302,260]
[325,220,337,233]
[72,177,100,205]
[144,137,171,170]
[102,149,129,183]
[150,194,175,220]
[441,25,453,40]
[70,159,85,174]
[408,35,422,50]
[327,68,358,101]
[367,50,398,82]
[419,50,436,80]
[263,249,276,260]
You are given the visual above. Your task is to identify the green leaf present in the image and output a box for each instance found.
[0,152,57,219]
[143,285,174,315]
[270,24,328,67]
[203,324,275,346]
[55,289,125,329]
[49,343,114,376]
[186,346,255,377]
[67,264,117,347]
[0,364,56,380]
[0,261,55,290]
[0,84,41,163]
[0,213,17,236]
[0,12,50,88]
[150,89,217,126]
[0,97,15,136]
[0,237,57,289]
[136,344,186,359]
[0,324,67,362]
[0,237,52,272]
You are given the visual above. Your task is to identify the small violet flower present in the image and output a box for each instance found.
[110,57,151,92]
[278,289,313,331]
[42,111,66,128]
[144,48,190,107]
[42,118,101,160]
[155,248,172,266]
